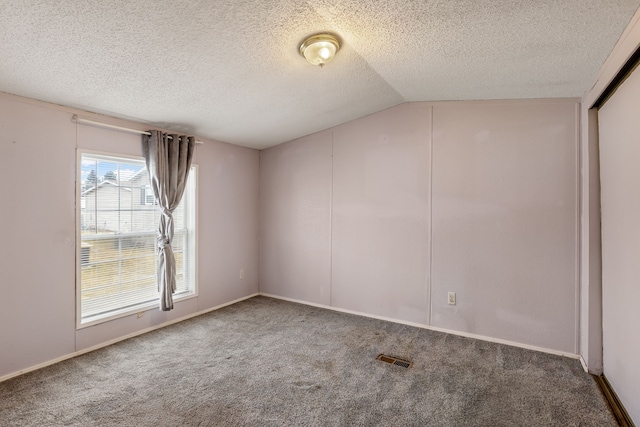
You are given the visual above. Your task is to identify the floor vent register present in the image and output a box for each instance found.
[376,354,412,369]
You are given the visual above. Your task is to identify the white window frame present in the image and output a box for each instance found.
[76,149,198,328]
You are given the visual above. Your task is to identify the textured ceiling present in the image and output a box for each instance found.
[1,1,639,149]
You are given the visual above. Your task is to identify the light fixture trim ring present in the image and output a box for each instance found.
[299,33,341,67]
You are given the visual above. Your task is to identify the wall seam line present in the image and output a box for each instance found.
[329,131,334,307]
[575,102,582,356]
[74,118,79,351]
[428,106,434,326]
[257,150,262,296]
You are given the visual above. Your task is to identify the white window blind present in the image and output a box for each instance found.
[79,153,196,323]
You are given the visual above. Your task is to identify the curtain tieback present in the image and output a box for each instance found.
[157,235,171,250]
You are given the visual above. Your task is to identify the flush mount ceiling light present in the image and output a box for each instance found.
[299,33,340,67]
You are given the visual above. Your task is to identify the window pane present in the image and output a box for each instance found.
[79,153,196,323]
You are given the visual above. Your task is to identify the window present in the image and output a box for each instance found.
[78,152,196,325]
[141,185,157,205]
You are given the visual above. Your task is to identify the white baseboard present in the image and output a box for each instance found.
[579,355,589,373]
[2,291,583,384]
[260,293,582,361]
[0,293,259,384]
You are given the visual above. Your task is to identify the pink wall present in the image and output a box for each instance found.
[431,102,578,352]
[0,97,77,375]
[0,93,260,378]
[196,138,260,308]
[260,100,580,354]
[331,104,431,324]
[259,131,332,304]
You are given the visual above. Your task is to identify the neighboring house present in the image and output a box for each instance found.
[126,169,187,232]
[81,169,185,235]
[82,180,134,234]
[82,170,158,235]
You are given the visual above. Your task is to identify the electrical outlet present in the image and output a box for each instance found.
[448,292,456,305]
[239,269,245,279]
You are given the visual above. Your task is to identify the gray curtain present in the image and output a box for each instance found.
[143,131,195,311]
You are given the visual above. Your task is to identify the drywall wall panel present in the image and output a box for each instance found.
[259,131,332,304]
[197,140,260,308]
[75,298,199,350]
[431,101,579,352]
[331,104,431,324]
[0,96,76,376]
[598,64,640,424]
[77,121,142,157]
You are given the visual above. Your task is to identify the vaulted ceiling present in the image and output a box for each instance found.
[1,1,639,149]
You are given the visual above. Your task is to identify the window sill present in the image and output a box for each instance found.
[77,292,197,329]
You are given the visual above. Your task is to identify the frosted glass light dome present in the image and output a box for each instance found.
[299,34,340,67]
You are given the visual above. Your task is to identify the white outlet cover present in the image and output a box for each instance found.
[448,292,456,305]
